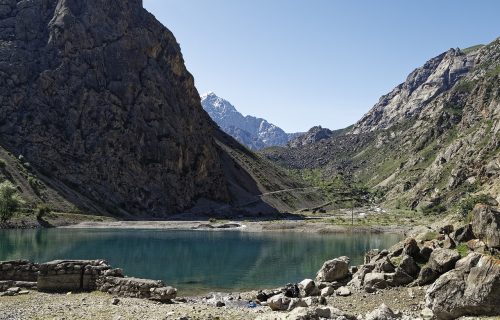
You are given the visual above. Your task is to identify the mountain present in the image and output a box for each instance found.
[0,0,322,217]
[262,39,500,210]
[201,92,301,150]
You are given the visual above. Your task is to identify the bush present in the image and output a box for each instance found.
[35,203,51,220]
[0,181,23,222]
[458,194,496,219]
[0,159,6,169]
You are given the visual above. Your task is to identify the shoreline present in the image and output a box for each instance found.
[57,219,411,235]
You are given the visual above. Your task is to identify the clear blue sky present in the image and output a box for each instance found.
[143,0,499,133]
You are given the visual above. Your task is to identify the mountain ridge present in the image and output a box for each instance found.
[201,92,302,150]
[262,38,500,211]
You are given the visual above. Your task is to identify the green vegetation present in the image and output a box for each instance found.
[457,194,496,219]
[421,203,447,216]
[456,243,470,258]
[35,203,51,220]
[418,231,439,242]
[0,181,24,222]
[0,159,6,169]
[390,256,402,267]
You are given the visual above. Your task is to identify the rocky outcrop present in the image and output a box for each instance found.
[288,126,333,148]
[353,48,476,134]
[471,204,500,248]
[426,253,500,319]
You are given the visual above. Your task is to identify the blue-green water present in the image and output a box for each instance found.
[0,229,401,294]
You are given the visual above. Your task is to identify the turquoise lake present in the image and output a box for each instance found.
[0,229,402,295]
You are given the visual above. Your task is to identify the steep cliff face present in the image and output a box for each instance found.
[352,48,478,134]
[263,39,500,209]
[0,0,314,216]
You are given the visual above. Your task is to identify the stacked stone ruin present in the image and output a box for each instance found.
[0,259,177,302]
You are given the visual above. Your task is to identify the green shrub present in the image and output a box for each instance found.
[458,194,496,219]
[456,243,469,258]
[422,204,447,215]
[35,203,51,220]
[0,181,23,222]
[0,159,6,169]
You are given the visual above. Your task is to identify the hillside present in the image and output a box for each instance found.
[201,92,301,150]
[262,38,500,212]
[0,0,321,218]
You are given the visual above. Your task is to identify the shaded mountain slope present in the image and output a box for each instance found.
[0,0,319,217]
[262,39,500,210]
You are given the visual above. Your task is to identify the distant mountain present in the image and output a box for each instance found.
[201,92,302,150]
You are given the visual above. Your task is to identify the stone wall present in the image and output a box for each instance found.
[37,260,120,292]
[0,260,39,282]
[0,259,177,302]
[98,276,177,302]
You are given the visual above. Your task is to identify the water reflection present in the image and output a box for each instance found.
[0,229,402,294]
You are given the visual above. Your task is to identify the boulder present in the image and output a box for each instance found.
[315,256,350,282]
[320,286,335,297]
[442,235,456,249]
[287,298,308,311]
[281,283,300,298]
[386,268,414,287]
[439,225,454,235]
[373,257,396,273]
[471,204,500,248]
[416,267,440,286]
[348,264,375,289]
[364,272,388,290]
[427,249,460,274]
[365,304,401,320]
[403,238,420,257]
[419,246,433,263]
[467,239,486,253]
[399,255,420,278]
[452,224,474,243]
[301,296,319,307]
[426,254,500,319]
[416,249,460,285]
[335,286,351,296]
[268,293,291,311]
[298,279,320,297]
[283,306,356,320]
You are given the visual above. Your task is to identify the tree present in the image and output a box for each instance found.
[0,181,23,222]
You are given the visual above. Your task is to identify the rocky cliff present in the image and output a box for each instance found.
[0,0,318,216]
[262,39,500,210]
[201,92,301,150]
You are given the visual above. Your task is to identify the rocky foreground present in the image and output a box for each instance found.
[1,204,499,320]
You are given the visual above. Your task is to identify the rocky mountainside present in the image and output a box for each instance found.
[262,39,500,211]
[201,92,301,150]
[0,0,321,217]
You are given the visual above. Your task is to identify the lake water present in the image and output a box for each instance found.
[0,229,402,294]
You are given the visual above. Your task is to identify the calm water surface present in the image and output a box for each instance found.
[0,229,402,294]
